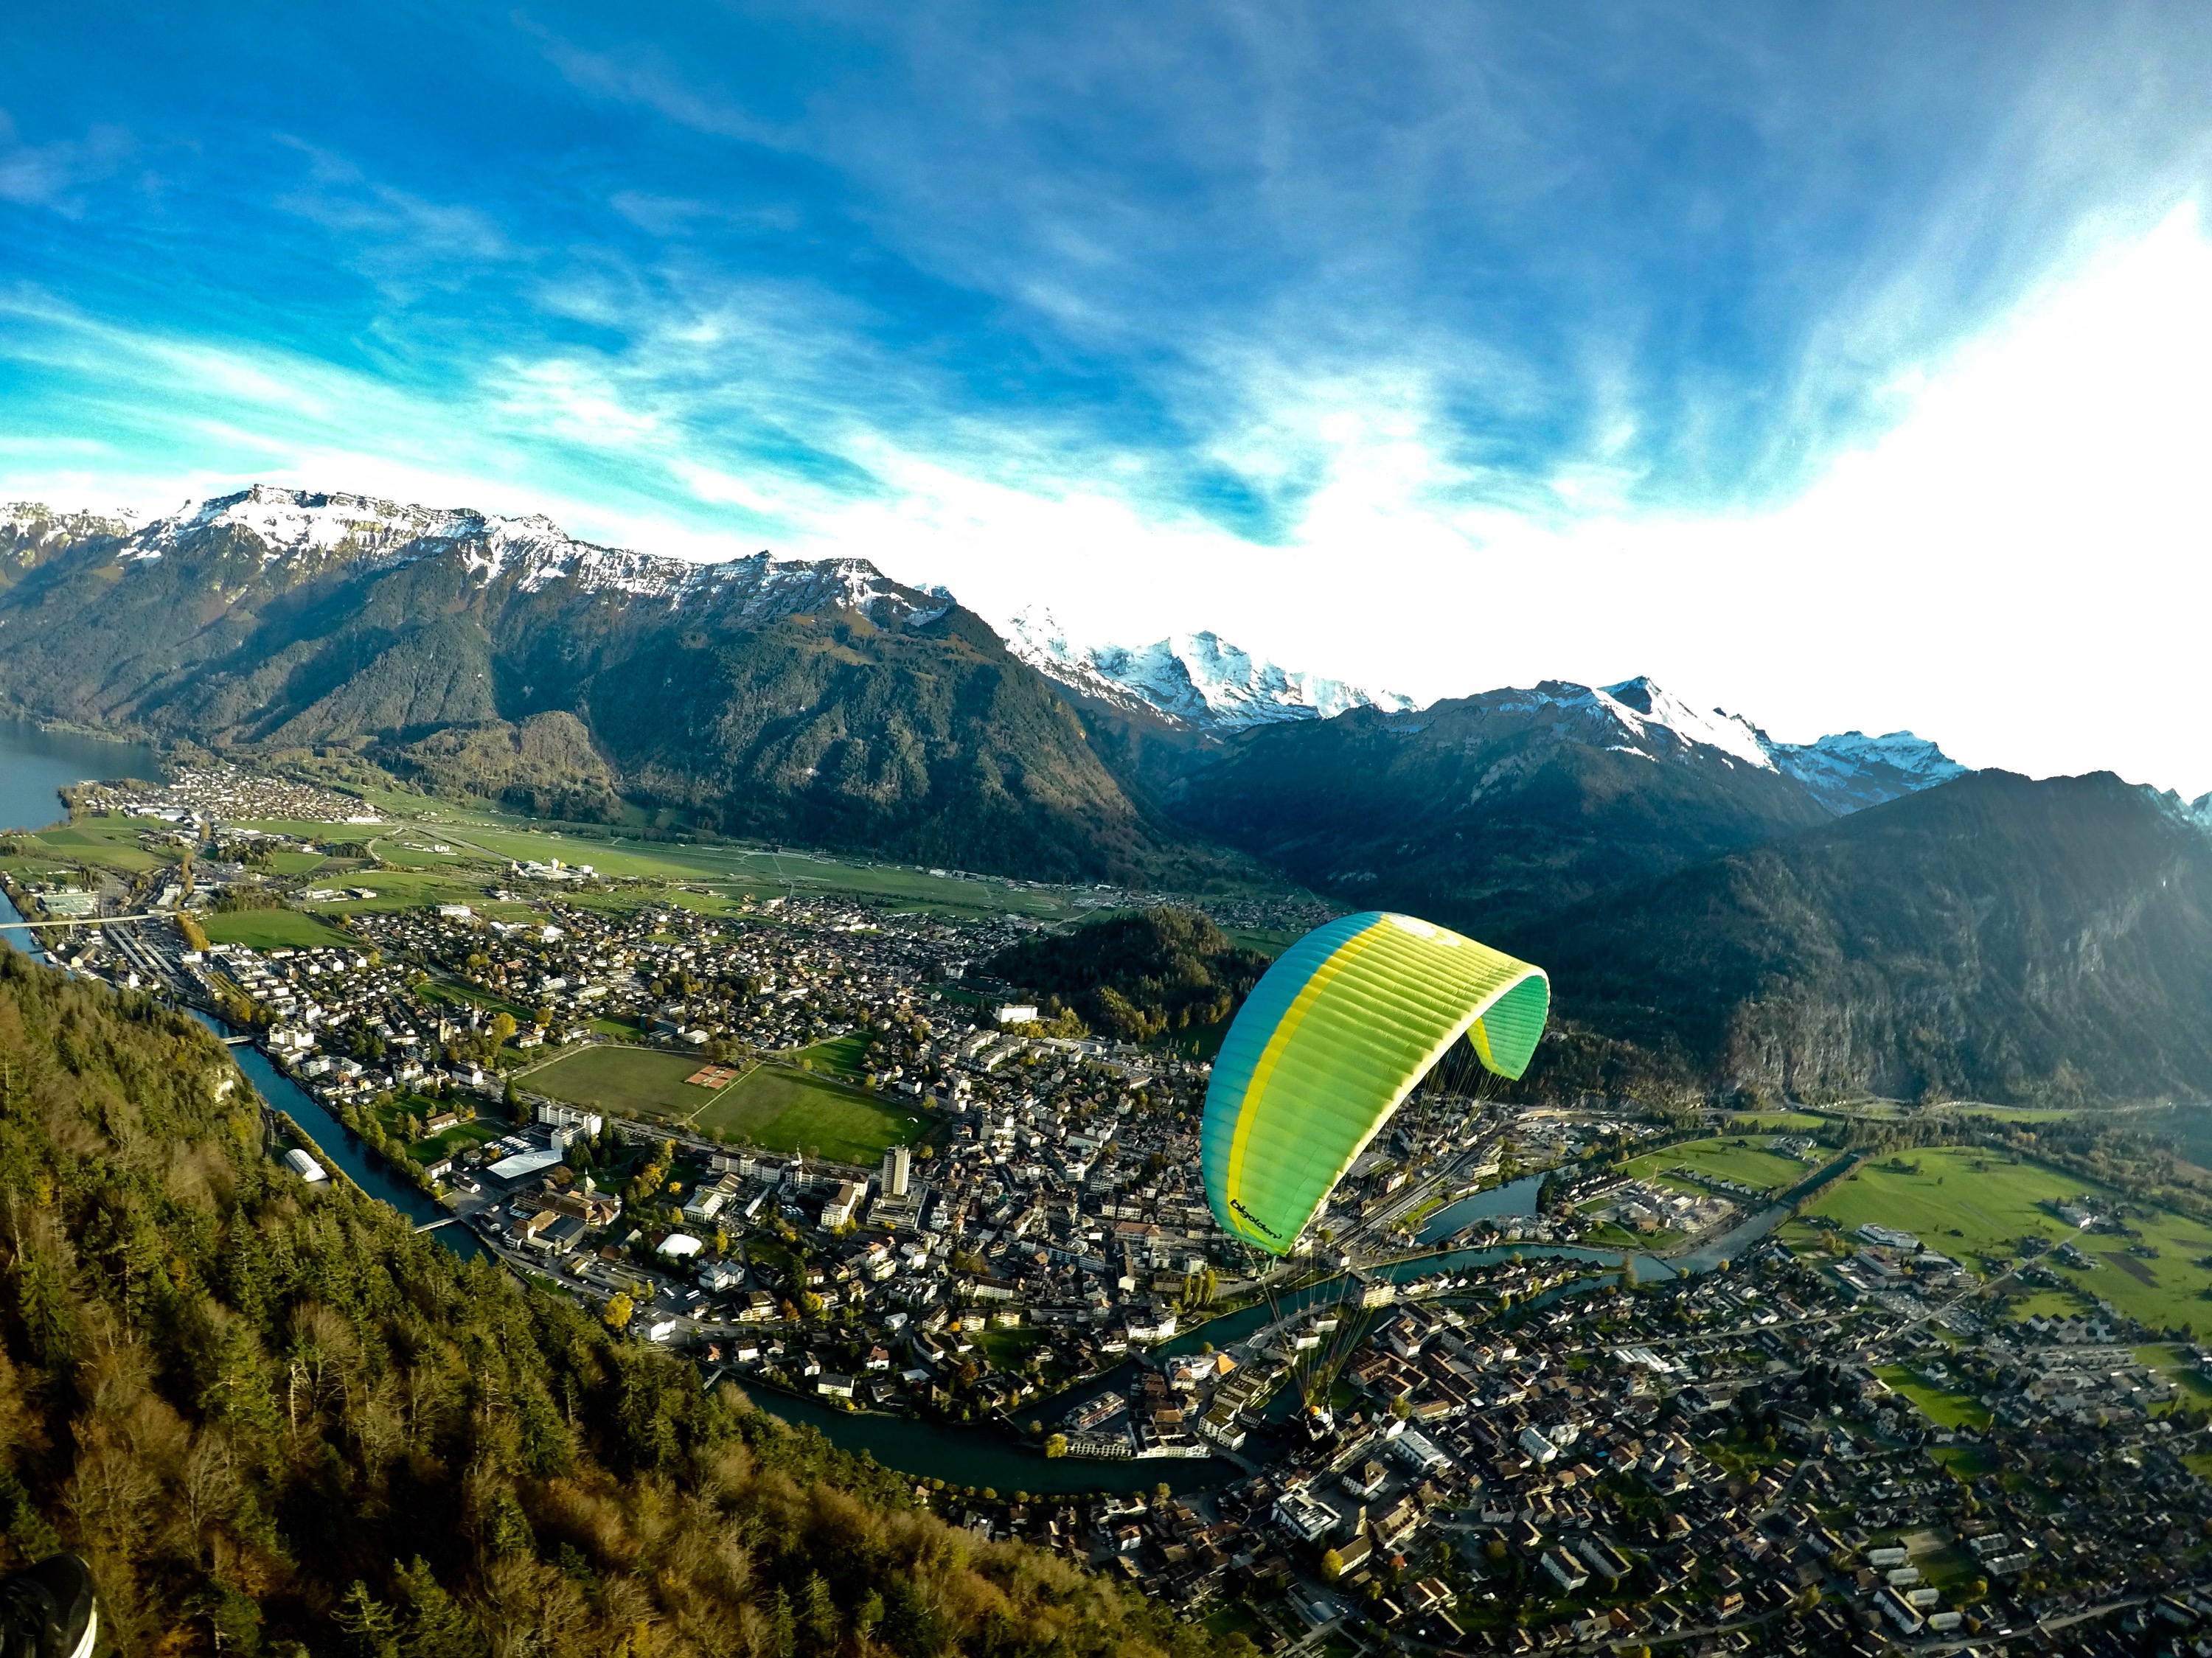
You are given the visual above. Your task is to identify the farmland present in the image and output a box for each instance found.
[1790,1145,2212,1338]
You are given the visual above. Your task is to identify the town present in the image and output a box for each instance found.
[7,769,2212,1656]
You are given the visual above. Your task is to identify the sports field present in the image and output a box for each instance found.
[201,908,352,951]
[526,1042,920,1163]
[525,1045,720,1113]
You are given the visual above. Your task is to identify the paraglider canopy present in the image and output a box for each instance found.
[1200,911,1548,1257]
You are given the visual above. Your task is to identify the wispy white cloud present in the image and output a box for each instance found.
[0,111,133,215]
[516,13,787,147]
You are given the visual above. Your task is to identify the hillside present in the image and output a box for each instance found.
[983,906,1271,1039]
[1151,682,1840,933]
[0,952,1225,1656]
[1521,771,2212,1106]
[0,489,1234,886]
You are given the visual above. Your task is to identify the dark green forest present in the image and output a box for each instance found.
[983,908,1269,1042]
[0,952,1227,1657]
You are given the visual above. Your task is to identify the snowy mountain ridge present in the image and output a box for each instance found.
[21,484,1969,822]
[110,485,954,627]
[999,605,1417,731]
[1000,600,1968,818]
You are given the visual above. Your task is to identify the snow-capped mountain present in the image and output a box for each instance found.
[1587,676,1773,770]
[116,486,954,627]
[1498,677,1963,814]
[1764,728,1969,815]
[998,605,1416,731]
[999,596,1966,813]
[1,502,143,563]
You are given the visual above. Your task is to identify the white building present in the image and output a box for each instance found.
[1273,1490,1342,1544]
[538,1103,603,1138]
[881,1145,911,1197]
[821,1181,863,1230]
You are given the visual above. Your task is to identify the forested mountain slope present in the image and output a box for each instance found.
[0,489,1232,886]
[0,953,1225,1656]
[1520,771,2212,1106]
[983,906,1270,1039]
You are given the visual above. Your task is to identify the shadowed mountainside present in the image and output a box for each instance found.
[1517,770,2212,1106]
[0,490,1237,887]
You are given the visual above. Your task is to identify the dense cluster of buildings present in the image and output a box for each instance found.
[22,774,2212,1654]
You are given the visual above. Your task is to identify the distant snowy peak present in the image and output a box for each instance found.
[1,502,142,548]
[1764,729,1968,815]
[1472,677,1965,814]
[1596,677,1774,770]
[111,485,953,627]
[1000,606,1416,731]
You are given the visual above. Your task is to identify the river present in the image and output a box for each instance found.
[185,1010,481,1258]
[757,1227,1678,1494]
[0,725,1712,1489]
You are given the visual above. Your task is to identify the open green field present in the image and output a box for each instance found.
[526,1044,723,1113]
[1627,1135,1817,1195]
[303,868,501,913]
[1804,1148,2079,1255]
[262,851,328,876]
[1727,1112,1831,1132]
[27,821,163,873]
[1875,1365,1992,1430]
[389,815,1105,920]
[527,1041,922,1162]
[409,1117,507,1164]
[201,908,352,951]
[1801,1146,2212,1337]
[691,1067,922,1164]
[798,1032,872,1079]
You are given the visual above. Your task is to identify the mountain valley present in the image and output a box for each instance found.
[5,484,2211,1108]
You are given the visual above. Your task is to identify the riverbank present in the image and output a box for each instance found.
[187,1009,482,1255]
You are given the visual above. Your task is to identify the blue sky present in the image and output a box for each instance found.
[4,3,2211,789]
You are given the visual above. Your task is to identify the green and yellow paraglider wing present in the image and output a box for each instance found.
[1200,911,1548,1256]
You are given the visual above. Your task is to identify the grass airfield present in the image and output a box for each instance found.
[523,1041,923,1165]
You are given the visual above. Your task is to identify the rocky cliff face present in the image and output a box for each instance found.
[1523,770,2212,1104]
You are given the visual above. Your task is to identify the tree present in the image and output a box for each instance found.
[333,1581,399,1657]
[603,1293,633,1331]
[1044,1433,1068,1459]
[1319,1549,1345,1584]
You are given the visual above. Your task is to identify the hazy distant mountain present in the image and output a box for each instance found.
[998,605,1416,731]
[1524,770,2212,1106]
[0,487,1233,884]
[1150,675,1967,930]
